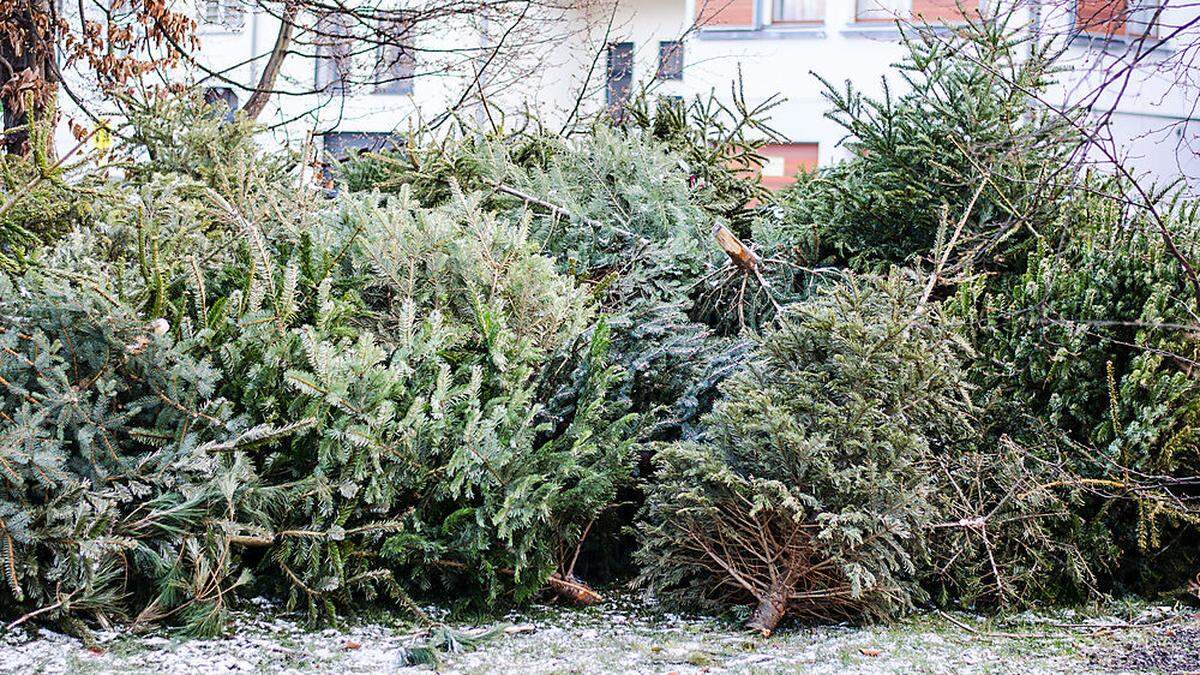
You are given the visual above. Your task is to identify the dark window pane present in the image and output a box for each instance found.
[606,42,634,116]
[203,87,239,122]
[657,41,683,80]
[323,132,403,160]
[375,20,415,94]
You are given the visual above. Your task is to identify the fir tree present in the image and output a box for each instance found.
[637,272,974,633]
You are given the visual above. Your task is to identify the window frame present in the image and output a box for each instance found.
[854,0,907,23]
[1076,0,1163,39]
[853,0,980,24]
[374,21,416,95]
[771,0,825,25]
[199,0,245,33]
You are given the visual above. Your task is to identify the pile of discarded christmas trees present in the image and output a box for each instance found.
[2,21,1198,639]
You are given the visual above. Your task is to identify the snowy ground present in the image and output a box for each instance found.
[2,595,1197,674]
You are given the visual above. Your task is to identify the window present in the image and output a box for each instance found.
[1128,0,1162,37]
[757,143,818,190]
[1077,0,1124,35]
[201,0,244,31]
[856,0,906,21]
[606,42,634,116]
[375,22,415,94]
[323,132,404,160]
[319,132,405,186]
[913,0,977,21]
[203,87,239,122]
[315,16,352,93]
[773,0,824,23]
[657,41,683,80]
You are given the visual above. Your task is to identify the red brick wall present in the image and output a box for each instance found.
[911,0,978,22]
[1077,0,1127,35]
[696,0,755,27]
[758,143,818,190]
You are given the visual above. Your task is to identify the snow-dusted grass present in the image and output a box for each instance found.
[2,595,1194,674]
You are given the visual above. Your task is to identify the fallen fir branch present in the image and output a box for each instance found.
[397,624,509,668]
[933,611,1186,640]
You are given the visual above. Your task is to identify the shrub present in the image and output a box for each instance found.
[636,269,1115,628]
[0,267,288,635]
[0,116,100,273]
[210,187,628,615]
[921,423,1114,610]
[122,94,296,192]
[345,126,748,441]
[615,88,783,235]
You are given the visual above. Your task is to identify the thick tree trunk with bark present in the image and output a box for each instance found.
[747,576,791,636]
[242,1,298,120]
[1,0,57,155]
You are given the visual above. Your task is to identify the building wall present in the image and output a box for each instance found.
[589,0,1200,189]
[51,0,1200,191]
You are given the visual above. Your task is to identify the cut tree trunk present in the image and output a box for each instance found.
[546,572,603,605]
[430,559,604,606]
[746,577,791,636]
[712,223,761,273]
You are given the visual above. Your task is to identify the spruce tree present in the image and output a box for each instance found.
[637,272,974,633]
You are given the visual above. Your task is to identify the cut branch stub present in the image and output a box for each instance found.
[712,223,760,273]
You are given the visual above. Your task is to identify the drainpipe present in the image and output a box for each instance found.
[476,15,491,130]
[1029,0,1042,59]
[250,6,260,86]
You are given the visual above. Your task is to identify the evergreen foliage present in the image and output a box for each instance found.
[616,86,784,235]
[637,272,974,632]
[738,14,1193,613]
[0,266,284,635]
[122,95,296,192]
[0,112,98,273]
[3,14,1199,640]
[959,179,1200,589]
[344,124,752,441]
[921,422,1113,610]
[0,100,635,633]
[765,14,1073,276]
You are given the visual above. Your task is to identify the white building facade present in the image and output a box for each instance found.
[156,0,1200,189]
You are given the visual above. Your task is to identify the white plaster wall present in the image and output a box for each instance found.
[48,0,1200,189]
[528,0,1200,187]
